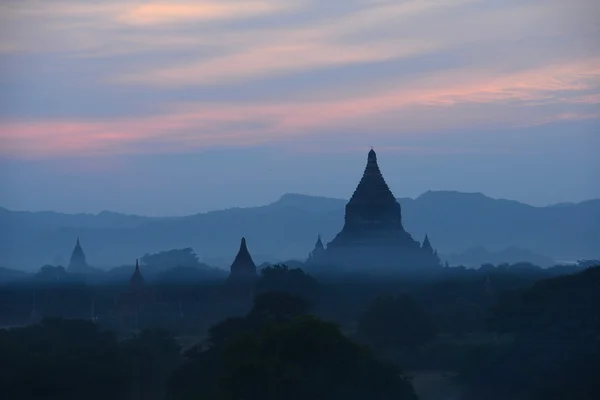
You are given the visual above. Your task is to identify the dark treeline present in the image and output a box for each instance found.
[0,262,598,400]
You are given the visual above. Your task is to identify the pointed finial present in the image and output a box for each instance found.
[316,234,323,245]
[368,147,377,163]
[422,234,432,250]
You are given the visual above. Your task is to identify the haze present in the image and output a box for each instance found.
[1,0,599,216]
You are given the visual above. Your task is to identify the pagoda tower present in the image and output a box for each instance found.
[313,149,441,272]
[227,237,258,282]
[421,234,442,267]
[307,234,326,262]
[68,237,89,273]
[130,259,145,290]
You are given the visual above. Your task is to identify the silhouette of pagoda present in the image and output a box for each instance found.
[307,234,326,262]
[227,237,258,282]
[309,149,441,273]
[68,237,89,273]
[117,259,154,332]
[130,259,145,289]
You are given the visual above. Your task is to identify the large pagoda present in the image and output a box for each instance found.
[309,149,441,273]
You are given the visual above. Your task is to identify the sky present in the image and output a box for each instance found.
[0,0,598,216]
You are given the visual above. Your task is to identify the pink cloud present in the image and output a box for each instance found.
[115,39,441,86]
[1,58,598,158]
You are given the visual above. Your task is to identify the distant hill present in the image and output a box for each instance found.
[0,191,598,270]
[444,246,556,268]
[0,266,30,283]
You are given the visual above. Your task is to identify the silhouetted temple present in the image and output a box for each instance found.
[68,237,89,273]
[227,237,258,282]
[307,234,326,263]
[308,149,442,273]
[130,259,145,289]
[117,259,154,332]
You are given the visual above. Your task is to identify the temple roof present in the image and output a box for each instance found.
[130,259,145,288]
[314,149,440,270]
[68,237,88,270]
[348,149,397,207]
[341,148,404,231]
[422,234,433,252]
[71,237,84,256]
[315,234,324,250]
[229,237,257,277]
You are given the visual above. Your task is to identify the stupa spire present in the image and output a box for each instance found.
[422,234,433,252]
[68,237,88,272]
[130,259,145,288]
[316,234,324,250]
[307,234,326,262]
[229,237,257,279]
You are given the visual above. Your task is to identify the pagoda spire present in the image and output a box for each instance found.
[422,234,433,252]
[308,234,326,262]
[130,259,145,288]
[315,234,324,250]
[68,237,88,272]
[228,237,257,279]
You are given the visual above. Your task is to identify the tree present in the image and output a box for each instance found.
[122,329,181,400]
[358,294,437,350]
[461,267,600,399]
[141,248,204,271]
[0,319,130,400]
[256,265,320,303]
[206,292,310,349]
[34,265,70,282]
[248,291,311,323]
[169,315,417,400]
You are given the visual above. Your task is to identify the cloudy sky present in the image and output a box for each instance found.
[0,0,598,216]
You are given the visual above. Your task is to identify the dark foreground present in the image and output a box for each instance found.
[0,263,599,400]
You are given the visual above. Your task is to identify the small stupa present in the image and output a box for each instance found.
[307,234,326,262]
[68,237,89,273]
[227,237,258,281]
[130,259,145,290]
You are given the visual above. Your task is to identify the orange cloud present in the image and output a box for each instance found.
[0,1,300,55]
[116,1,296,25]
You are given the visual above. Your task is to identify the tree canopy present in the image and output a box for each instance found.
[256,264,320,303]
[169,292,417,400]
[358,294,437,350]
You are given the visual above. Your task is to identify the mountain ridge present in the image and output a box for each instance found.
[1,191,598,270]
[2,190,598,218]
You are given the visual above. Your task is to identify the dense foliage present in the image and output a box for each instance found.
[458,266,600,399]
[0,263,598,400]
[0,319,180,400]
[358,294,437,350]
[169,292,417,400]
[256,264,320,303]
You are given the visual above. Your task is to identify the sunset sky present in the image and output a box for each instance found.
[0,0,598,216]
